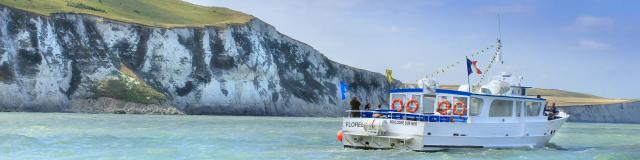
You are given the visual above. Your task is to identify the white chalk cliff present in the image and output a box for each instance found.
[0,6,397,116]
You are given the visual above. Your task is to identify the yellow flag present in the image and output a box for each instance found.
[386,69,393,83]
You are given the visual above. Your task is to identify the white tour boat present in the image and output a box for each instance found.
[338,73,569,151]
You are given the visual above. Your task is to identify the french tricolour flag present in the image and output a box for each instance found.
[466,57,482,75]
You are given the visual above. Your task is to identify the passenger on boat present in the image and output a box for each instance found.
[544,102,551,116]
[434,110,452,116]
[371,104,384,118]
[350,97,361,117]
[364,101,371,110]
[547,103,558,120]
[553,104,559,114]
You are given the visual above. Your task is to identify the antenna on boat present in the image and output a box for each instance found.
[474,16,506,87]
[424,16,505,83]
[498,14,503,41]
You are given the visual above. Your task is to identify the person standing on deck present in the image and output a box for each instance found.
[364,101,371,110]
[350,97,361,117]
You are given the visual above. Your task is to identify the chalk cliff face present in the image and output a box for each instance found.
[0,6,397,116]
[560,101,640,124]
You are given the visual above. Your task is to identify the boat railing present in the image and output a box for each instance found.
[344,110,468,123]
[556,110,570,119]
[545,108,569,120]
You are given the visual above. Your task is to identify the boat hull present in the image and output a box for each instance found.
[341,116,568,151]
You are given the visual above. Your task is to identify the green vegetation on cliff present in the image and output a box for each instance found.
[0,0,253,27]
[94,65,167,104]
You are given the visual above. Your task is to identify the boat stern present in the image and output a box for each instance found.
[341,116,425,150]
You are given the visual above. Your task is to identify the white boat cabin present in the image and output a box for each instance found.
[358,85,552,123]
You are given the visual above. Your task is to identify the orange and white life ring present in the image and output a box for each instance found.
[437,100,451,115]
[406,98,420,113]
[453,101,467,116]
[391,98,404,112]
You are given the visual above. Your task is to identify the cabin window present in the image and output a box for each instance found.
[525,102,542,117]
[521,88,527,96]
[469,97,483,116]
[411,95,421,101]
[409,94,422,112]
[511,89,521,96]
[516,101,523,117]
[489,100,513,117]
[452,97,468,115]
[422,95,436,114]
[480,88,491,94]
[453,97,467,105]
[390,94,406,109]
[391,94,406,102]
[438,96,449,102]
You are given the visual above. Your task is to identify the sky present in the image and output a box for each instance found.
[184,0,639,99]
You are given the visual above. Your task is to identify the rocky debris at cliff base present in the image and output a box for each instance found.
[69,97,184,115]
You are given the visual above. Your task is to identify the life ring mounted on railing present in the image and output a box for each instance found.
[453,101,467,116]
[437,100,451,115]
[406,98,420,113]
[391,98,404,112]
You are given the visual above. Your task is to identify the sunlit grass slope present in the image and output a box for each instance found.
[0,0,253,27]
[439,85,633,106]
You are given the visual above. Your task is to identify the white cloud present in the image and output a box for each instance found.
[567,16,613,32]
[579,39,610,50]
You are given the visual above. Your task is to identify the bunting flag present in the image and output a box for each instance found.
[497,39,504,64]
[423,40,501,85]
[339,81,349,100]
[497,50,503,64]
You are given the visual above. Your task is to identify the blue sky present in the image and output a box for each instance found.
[185,0,639,99]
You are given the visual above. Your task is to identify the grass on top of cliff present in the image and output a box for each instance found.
[0,0,253,27]
[438,84,632,106]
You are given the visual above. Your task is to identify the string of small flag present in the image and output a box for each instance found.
[476,40,502,86]
[426,43,496,79]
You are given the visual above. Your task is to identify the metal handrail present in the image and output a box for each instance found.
[344,110,468,123]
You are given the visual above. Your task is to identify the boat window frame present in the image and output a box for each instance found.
[525,101,542,117]
[469,96,484,116]
[390,93,407,109]
[410,94,422,113]
[452,96,469,116]
[422,94,436,114]
[488,99,514,117]
[516,101,523,117]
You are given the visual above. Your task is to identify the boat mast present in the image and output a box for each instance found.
[497,14,504,64]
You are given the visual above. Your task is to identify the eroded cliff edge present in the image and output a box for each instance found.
[560,101,640,123]
[0,6,397,116]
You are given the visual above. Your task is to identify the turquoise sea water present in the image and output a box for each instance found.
[0,112,639,160]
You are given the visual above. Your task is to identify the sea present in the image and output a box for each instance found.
[0,112,638,160]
